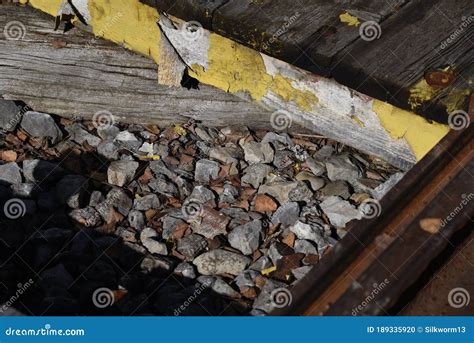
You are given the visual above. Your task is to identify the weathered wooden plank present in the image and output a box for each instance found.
[0,5,272,128]
[1,3,451,170]
[332,0,473,123]
[142,0,472,123]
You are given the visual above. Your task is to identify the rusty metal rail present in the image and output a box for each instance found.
[273,122,473,315]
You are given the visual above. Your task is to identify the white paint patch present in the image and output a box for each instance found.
[72,0,91,23]
[158,17,209,69]
[261,53,304,80]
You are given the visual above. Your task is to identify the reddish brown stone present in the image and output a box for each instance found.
[254,194,278,213]
[282,232,296,248]
[303,254,319,265]
[241,287,258,300]
[1,150,17,162]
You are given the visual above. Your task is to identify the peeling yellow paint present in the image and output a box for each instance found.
[373,100,449,160]
[261,266,277,276]
[444,88,471,113]
[22,0,161,63]
[408,78,437,109]
[339,12,360,27]
[88,0,161,63]
[189,34,318,111]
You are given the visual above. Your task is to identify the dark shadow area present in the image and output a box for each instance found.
[0,149,249,316]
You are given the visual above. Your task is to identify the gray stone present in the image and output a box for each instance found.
[313,145,334,161]
[273,150,294,170]
[259,181,312,204]
[195,126,214,142]
[140,227,168,255]
[21,111,63,144]
[128,210,145,230]
[209,144,242,174]
[219,183,239,204]
[306,157,326,176]
[319,180,350,199]
[65,123,101,147]
[11,183,37,198]
[195,159,220,183]
[55,175,87,208]
[268,242,294,265]
[0,162,22,185]
[138,142,154,155]
[140,255,176,273]
[97,141,120,160]
[161,212,186,239]
[249,256,273,272]
[290,221,330,252]
[107,160,139,187]
[241,164,273,189]
[149,176,178,197]
[0,99,21,132]
[134,194,160,211]
[261,132,294,148]
[97,125,120,141]
[228,220,263,255]
[188,185,216,206]
[294,239,318,255]
[271,202,300,227]
[69,207,101,227]
[295,171,325,191]
[177,234,207,260]
[116,226,137,242]
[103,188,132,216]
[252,279,288,313]
[292,266,312,280]
[193,249,251,276]
[190,207,229,239]
[325,155,361,182]
[114,131,142,150]
[371,172,404,200]
[23,160,65,183]
[320,196,362,228]
[234,270,259,290]
[242,142,274,164]
[89,191,104,207]
[149,160,177,181]
[174,262,196,279]
[211,277,241,298]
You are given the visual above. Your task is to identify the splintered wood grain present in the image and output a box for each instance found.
[0,5,272,128]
